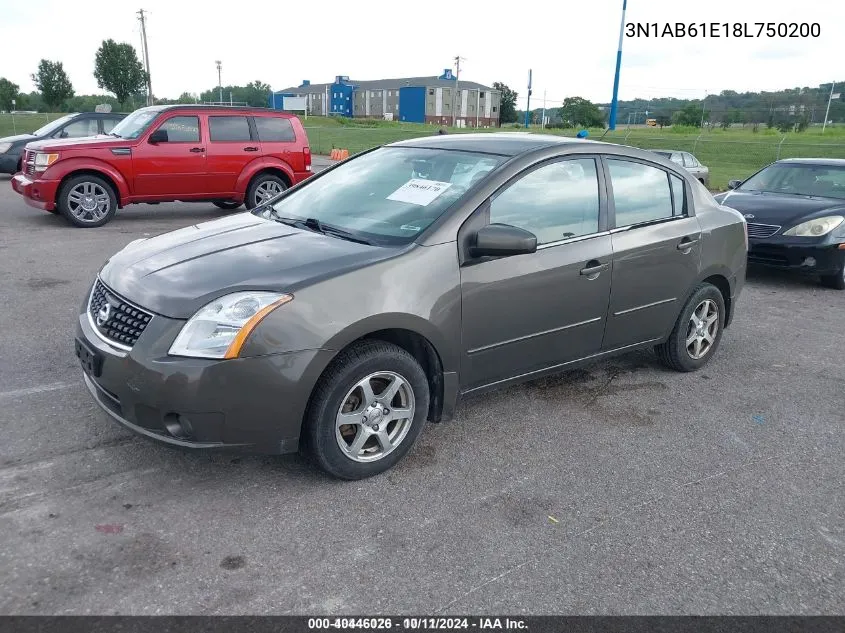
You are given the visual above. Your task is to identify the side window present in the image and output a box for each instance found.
[670,174,686,216]
[607,159,674,227]
[158,116,200,142]
[683,153,698,167]
[209,116,251,142]
[489,158,600,245]
[57,118,98,138]
[254,117,296,142]
[669,152,684,165]
[102,118,119,134]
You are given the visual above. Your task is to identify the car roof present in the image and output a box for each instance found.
[388,132,611,156]
[776,158,845,166]
[133,104,292,116]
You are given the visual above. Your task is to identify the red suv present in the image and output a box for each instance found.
[11,105,312,227]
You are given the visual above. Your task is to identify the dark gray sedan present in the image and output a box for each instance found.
[75,133,747,479]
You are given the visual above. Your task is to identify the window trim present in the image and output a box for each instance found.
[601,155,695,232]
[207,114,254,143]
[483,154,608,249]
[151,114,202,144]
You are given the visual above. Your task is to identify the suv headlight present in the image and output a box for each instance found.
[168,292,293,359]
[0,142,11,154]
[34,152,60,171]
[782,215,844,237]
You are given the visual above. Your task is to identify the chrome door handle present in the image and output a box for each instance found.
[580,261,609,276]
[677,238,699,251]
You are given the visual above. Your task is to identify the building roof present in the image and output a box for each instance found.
[274,76,495,95]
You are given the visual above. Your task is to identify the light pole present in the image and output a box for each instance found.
[608,0,628,130]
[215,60,222,104]
[823,80,837,134]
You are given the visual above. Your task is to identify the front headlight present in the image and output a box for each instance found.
[34,152,60,170]
[0,142,11,154]
[168,292,293,359]
[782,215,844,237]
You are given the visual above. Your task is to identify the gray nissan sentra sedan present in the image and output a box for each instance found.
[75,133,747,479]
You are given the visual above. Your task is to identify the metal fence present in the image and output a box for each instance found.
[303,126,845,189]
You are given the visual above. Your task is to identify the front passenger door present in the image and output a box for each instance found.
[133,115,207,197]
[602,158,702,350]
[459,157,613,390]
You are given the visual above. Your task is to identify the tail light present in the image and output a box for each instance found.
[304,146,312,171]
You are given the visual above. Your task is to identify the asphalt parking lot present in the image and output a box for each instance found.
[0,171,843,616]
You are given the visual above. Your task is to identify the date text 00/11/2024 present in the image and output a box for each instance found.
[626,22,820,38]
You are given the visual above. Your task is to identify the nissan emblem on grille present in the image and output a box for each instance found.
[88,280,154,348]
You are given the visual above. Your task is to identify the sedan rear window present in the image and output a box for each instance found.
[260,147,505,245]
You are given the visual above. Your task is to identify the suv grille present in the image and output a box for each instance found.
[88,280,153,349]
[746,223,781,239]
[24,150,36,176]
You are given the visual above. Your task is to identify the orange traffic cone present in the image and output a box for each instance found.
[330,149,339,160]
[340,149,349,159]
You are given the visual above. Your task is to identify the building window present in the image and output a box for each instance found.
[428,89,434,95]
[493,106,497,112]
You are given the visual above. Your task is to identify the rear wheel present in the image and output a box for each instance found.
[303,341,430,480]
[57,174,117,228]
[212,200,242,210]
[655,283,725,372]
[245,173,287,210]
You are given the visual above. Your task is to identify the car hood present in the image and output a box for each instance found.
[0,133,36,146]
[25,135,128,152]
[99,213,399,319]
[714,190,845,226]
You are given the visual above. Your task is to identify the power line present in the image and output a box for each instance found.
[137,9,153,105]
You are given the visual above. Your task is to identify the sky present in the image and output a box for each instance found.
[1,0,843,110]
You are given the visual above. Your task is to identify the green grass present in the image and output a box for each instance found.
[6,112,844,190]
[0,113,67,137]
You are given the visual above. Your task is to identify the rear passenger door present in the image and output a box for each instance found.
[205,114,256,194]
[253,116,302,172]
[602,157,702,350]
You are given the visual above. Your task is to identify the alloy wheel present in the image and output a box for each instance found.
[253,181,284,206]
[685,299,719,360]
[67,182,111,223]
[335,371,415,463]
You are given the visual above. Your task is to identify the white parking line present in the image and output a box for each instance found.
[0,382,76,400]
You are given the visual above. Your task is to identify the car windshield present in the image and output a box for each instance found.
[32,114,78,136]
[258,147,505,245]
[740,163,845,200]
[109,108,162,139]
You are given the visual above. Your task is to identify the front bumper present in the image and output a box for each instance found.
[748,238,845,275]
[11,173,60,211]
[76,307,334,454]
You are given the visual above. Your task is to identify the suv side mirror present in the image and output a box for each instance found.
[727,179,742,190]
[148,129,169,144]
[471,223,537,258]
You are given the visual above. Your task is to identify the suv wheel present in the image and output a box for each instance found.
[212,200,243,210]
[655,283,726,372]
[58,175,117,227]
[246,174,287,209]
[303,341,430,480]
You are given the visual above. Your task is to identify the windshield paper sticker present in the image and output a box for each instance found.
[387,179,452,206]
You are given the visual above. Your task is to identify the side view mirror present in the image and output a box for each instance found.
[472,223,537,258]
[727,179,742,190]
[148,129,168,144]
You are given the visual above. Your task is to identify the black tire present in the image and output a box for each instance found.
[654,283,726,372]
[212,200,242,210]
[820,260,845,290]
[245,173,287,210]
[57,174,117,228]
[303,340,430,480]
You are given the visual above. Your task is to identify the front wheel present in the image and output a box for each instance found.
[654,283,726,372]
[57,175,117,227]
[245,174,287,210]
[303,341,430,480]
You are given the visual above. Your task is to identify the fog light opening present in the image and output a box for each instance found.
[163,413,194,440]
[801,257,817,268]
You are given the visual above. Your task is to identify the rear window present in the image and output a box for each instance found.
[254,117,296,142]
[209,116,251,142]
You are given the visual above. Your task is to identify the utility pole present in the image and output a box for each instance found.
[608,0,628,130]
[452,55,465,128]
[137,9,153,105]
[524,69,532,127]
[215,60,223,104]
[541,89,547,128]
[823,80,837,133]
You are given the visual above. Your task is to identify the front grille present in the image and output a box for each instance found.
[24,150,35,176]
[746,222,781,239]
[88,279,153,349]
